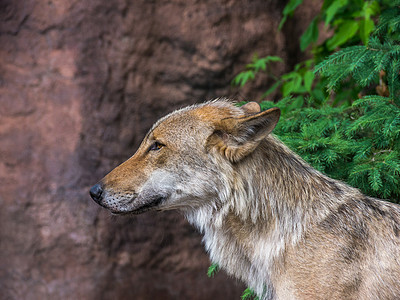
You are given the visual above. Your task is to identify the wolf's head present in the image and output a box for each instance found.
[90,100,280,215]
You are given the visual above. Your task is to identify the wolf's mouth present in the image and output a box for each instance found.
[131,196,165,214]
[111,196,165,215]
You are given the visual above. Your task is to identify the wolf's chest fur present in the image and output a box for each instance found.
[188,207,283,299]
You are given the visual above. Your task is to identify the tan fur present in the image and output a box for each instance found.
[91,99,400,299]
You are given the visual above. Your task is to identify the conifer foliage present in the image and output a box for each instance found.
[286,2,400,201]
[241,1,400,202]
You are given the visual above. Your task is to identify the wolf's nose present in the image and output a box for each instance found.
[90,183,103,203]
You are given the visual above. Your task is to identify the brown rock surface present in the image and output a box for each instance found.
[0,0,318,299]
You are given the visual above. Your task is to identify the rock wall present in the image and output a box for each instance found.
[0,0,317,299]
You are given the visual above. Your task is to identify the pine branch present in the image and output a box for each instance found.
[207,263,219,278]
[388,59,400,101]
[241,288,259,300]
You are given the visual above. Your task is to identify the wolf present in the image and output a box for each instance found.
[90,99,400,299]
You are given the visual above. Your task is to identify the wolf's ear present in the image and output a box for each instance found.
[206,107,281,162]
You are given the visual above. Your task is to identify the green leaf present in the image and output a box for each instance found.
[250,56,283,72]
[282,0,303,15]
[300,17,319,51]
[279,0,303,29]
[282,72,302,96]
[261,80,282,98]
[233,70,255,87]
[279,16,288,31]
[366,1,381,16]
[359,18,375,45]
[355,1,380,21]
[326,20,359,50]
[325,0,349,26]
[266,56,284,62]
[303,70,315,92]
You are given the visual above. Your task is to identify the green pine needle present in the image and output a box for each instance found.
[207,263,219,278]
[241,288,259,300]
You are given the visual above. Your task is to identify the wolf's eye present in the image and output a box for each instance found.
[148,141,164,152]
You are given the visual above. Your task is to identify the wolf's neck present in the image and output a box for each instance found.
[185,136,358,298]
[205,136,354,237]
[244,136,354,234]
